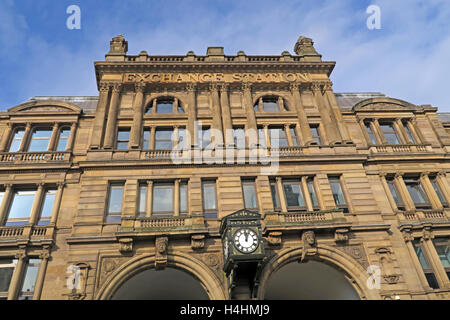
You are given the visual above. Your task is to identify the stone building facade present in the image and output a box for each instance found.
[0,35,449,300]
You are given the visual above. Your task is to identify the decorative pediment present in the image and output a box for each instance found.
[8,100,82,115]
[353,97,420,112]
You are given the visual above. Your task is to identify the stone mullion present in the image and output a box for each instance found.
[29,184,45,225]
[372,119,386,145]
[420,173,442,210]
[187,84,197,148]
[32,250,50,300]
[19,123,32,152]
[407,120,423,144]
[173,126,179,149]
[422,237,449,288]
[358,118,373,146]
[394,118,409,145]
[301,176,314,212]
[8,251,27,300]
[277,97,284,112]
[0,184,13,225]
[50,183,65,225]
[436,172,450,205]
[242,84,258,146]
[323,82,352,143]
[264,125,271,149]
[174,179,180,217]
[65,123,77,151]
[379,174,399,211]
[47,123,60,151]
[290,83,314,146]
[394,174,415,211]
[312,84,339,145]
[130,83,145,149]
[146,181,153,217]
[313,176,325,210]
[210,84,223,146]
[0,123,13,152]
[220,84,234,147]
[89,82,110,149]
[258,98,263,112]
[276,177,287,212]
[103,83,122,149]
[285,124,294,147]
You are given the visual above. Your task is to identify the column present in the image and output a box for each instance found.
[33,250,50,300]
[210,84,223,146]
[394,118,409,144]
[403,232,431,289]
[174,179,180,217]
[29,183,45,225]
[277,96,284,112]
[323,82,352,143]
[65,123,78,151]
[89,82,110,149]
[0,123,12,152]
[406,119,423,144]
[130,83,145,149]
[19,123,32,152]
[394,173,415,211]
[436,172,450,205]
[301,176,314,212]
[420,173,442,210]
[285,124,294,147]
[50,183,65,225]
[8,250,27,300]
[149,127,156,150]
[422,235,449,288]
[0,184,13,225]
[264,125,270,149]
[379,173,399,211]
[276,177,287,212]
[372,119,386,144]
[220,84,234,147]
[47,123,59,151]
[242,83,258,133]
[358,118,374,146]
[146,181,153,217]
[187,84,197,148]
[290,82,314,146]
[311,83,340,145]
[103,83,122,149]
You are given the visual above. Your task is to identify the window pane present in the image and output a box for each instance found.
[117,129,130,150]
[233,128,245,149]
[433,238,450,269]
[202,183,216,211]
[258,128,266,147]
[283,182,305,208]
[329,177,346,206]
[143,130,151,150]
[155,129,173,150]
[7,190,36,225]
[201,128,211,149]
[430,179,447,205]
[310,126,321,145]
[177,128,186,150]
[9,129,25,152]
[0,260,15,292]
[139,185,147,216]
[20,259,41,296]
[39,190,56,225]
[270,183,279,209]
[404,124,416,143]
[307,179,318,207]
[156,100,173,113]
[28,130,53,152]
[380,124,400,145]
[262,98,279,112]
[405,179,429,205]
[365,123,377,144]
[108,185,123,214]
[153,186,173,213]
[56,129,71,151]
[180,183,188,214]
[413,241,431,269]
[0,192,4,208]
[243,182,257,209]
[290,127,299,146]
[269,127,288,148]
[387,181,403,207]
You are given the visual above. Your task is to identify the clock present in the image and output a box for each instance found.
[234,228,259,253]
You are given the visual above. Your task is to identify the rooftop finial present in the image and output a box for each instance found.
[294,36,322,61]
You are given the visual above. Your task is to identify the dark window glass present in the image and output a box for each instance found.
[403,122,416,144]
[269,127,288,148]
[153,184,174,214]
[28,129,52,152]
[404,178,431,208]
[283,180,306,209]
[387,179,405,210]
[270,182,280,210]
[56,128,71,151]
[380,123,400,145]
[329,177,346,206]
[155,129,173,150]
[365,122,377,145]
[413,240,440,289]
[156,99,174,113]
[0,259,15,294]
[9,129,25,152]
[107,184,123,223]
[310,126,321,145]
[430,178,448,207]
[432,238,450,270]
[242,180,257,210]
[116,129,130,150]
[307,178,319,208]
[19,259,41,300]
[202,181,217,218]
[6,190,36,226]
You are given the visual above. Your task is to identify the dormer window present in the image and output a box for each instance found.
[254,95,289,112]
[146,97,185,114]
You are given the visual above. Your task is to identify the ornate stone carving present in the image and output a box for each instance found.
[155,236,168,270]
[119,238,133,254]
[334,228,349,243]
[135,82,146,92]
[402,229,414,242]
[311,82,322,92]
[300,231,317,262]
[375,247,400,285]
[186,83,197,93]
[383,275,400,284]
[111,83,122,93]
[99,82,110,93]
[266,232,282,246]
[204,253,220,269]
[422,228,434,240]
[337,244,369,270]
[191,234,205,250]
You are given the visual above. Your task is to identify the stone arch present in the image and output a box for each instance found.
[352,97,419,112]
[145,94,187,114]
[95,252,227,300]
[252,93,294,112]
[256,244,381,300]
[8,100,82,114]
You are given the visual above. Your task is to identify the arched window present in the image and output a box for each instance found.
[146,97,185,114]
[254,95,289,112]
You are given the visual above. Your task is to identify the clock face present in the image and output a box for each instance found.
[233,228,259,253]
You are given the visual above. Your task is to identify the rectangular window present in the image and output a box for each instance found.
[432,238,450,280]
[386,178,405,210]
[430,177,448,208]
[270,180,280,210]
[404,178,431,209]
[282,179,306,210]
[177,128,186,150]
[180,182,188,216]
[403,121,416,144]
[152,183,174,215]
[329,176,347,209]
[138,184,147,217]
[106,183,124,223]
[242,180,258,210]
[290,126,299,147]
[200,127,211,149]
[364,122,377,145]
[233,127,246,149]
[155,128,173,150]
[19,259,41,300]
[413,240,440,289]
[269,126,288,148]
[202,181,217,219]
[310,125,322,145]
[0,259,15,299]
[9,128,25,153]
[38,189,56,226]
[143,129,151,150]
[380,123,400,145]
[56,128,71,152]
[28,129,52,152]
[6,190,37,226]
[258,127,266,148]
[116,129,130,150]
[307,178,319,209]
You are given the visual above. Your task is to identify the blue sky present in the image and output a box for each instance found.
[1,0,449,111]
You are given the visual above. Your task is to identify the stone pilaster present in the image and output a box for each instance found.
[103,83,122,149]
[220,84,234,147]
[290,82,315,146]
[89,82,110,150]
[130,83,146,149]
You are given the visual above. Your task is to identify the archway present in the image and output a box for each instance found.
[111,267,209,300]
[263,260,360,300]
